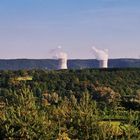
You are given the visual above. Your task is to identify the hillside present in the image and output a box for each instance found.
[0,59,140,70]
[0,68,140,139]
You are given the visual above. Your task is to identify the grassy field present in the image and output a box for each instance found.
[15,76,33,81]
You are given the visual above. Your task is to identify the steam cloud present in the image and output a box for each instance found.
[50,46,67,60]
[92,46,108,60]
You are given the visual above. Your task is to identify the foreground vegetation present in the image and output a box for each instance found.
[0,68,140,139]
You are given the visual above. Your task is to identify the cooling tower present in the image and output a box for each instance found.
[99,60,108,68]
[58,58,67,69]
[92,46,109,68]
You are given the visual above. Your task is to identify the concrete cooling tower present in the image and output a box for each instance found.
[51,46,68,70]
[58,58,68,70]
[57,50,68,70]
[99,60,108,68]
[92,46,109,68]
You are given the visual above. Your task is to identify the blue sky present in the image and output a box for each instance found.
[0,0,140,59]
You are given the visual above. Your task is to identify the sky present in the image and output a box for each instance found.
[0,0,140,59]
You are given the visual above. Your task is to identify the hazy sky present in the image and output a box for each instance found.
[0,0,140,59]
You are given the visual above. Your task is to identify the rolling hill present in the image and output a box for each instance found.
[0,59,140,70]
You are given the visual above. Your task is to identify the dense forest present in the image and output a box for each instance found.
[0,58,140,70]
[0,68,140,139]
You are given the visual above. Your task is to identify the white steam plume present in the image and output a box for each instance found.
[92,46,108,60]
[50,46,67,60]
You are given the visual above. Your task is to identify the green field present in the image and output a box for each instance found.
[16,76,33,81]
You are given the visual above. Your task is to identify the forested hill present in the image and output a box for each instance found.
[0,58,140,70]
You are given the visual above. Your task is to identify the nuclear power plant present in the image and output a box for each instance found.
[92,46,109,68]
[51,45,109,69]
